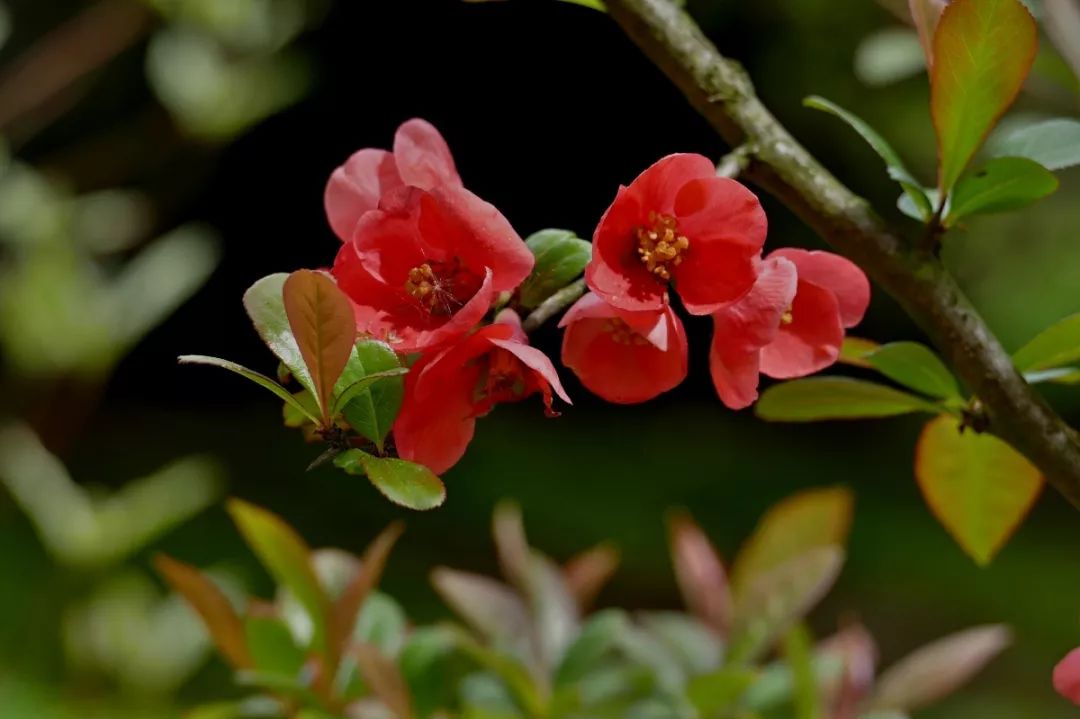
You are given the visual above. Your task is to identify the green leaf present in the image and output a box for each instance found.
[915,415,1043,565]
[334,449,445,510]
[400,626,471,718]
[897,187,941,222]
[282,270,356,421]
[178,355,319,424]
[337,341,405,451]
[555,609,629,687]
[518,229,592,309]
[783,625,822,719]
[837,337,880,368]
[987,117,1080,170]
[946,157,1058,225]
[687,668,758,715]
[1012,312,1080,371]
[154,554,252,670]
[805,96,932,219]
[756,377,939,422]
[728,547,844,664]
[332,368,409,415]
[865,341,962,399]
[730,487,853,599]
[226,500,329,651]
[931,0,1038,191]
[244,615,304,677]
[870,624,1010,711]
[283,390,318,428]
[243,273,314,395]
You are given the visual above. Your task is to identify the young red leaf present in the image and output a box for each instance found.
[282,270,356,422]
[430,567,531,643]
[871,625,1011,711]
[562,542,620,612]
[908,0,948,67]
[154,554,252,670]
[328,522,405,668]
[1054,647,1080,705]
[493,500,532,593]
[352,643,414,719]
[931,0,1038,191]
[730,487,854,598]
[667,510,733,636]
[915,416,1043,565]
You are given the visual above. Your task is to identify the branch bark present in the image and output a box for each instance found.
[605,0,1080,507]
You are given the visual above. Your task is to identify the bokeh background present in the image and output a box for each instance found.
[1,0,1079,717]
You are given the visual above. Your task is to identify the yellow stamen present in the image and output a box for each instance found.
[636,212,689,281]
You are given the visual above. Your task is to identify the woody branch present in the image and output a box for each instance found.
[604,0,1080,507]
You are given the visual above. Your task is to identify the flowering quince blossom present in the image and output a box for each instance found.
[327,120,533,353]
[559,292,687,404]
[1054,647,1080,704]
[586,153,767,315]
[710,248,871,409]
[393,310,570,474]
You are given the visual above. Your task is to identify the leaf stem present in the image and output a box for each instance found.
[522,279,587,333]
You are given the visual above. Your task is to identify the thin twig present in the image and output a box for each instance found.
[605,0,1080,507]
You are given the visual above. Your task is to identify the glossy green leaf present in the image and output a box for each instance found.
[728,547,845,664]
[897,187,942,222]
[756,377,939,422]
[987,117,1080,170]
[518,229,592,309]
[154,554,252,670]
[331,368,408,415]
[946,157,1058,224]
[178,355,319,424]
[730,487,853,599]
[282,390,318,428]
[915,415,1043,565]
[931,0,1038,191]
[1012,312,1080,371]
[226,500,329,651]
[282,270,356,421]
[865,342,961,399]
[334,450,445,510]
[784,625,822,719]
[870,624,1010,711]
[337,341,405,451]
[805,96,932,219]
[838,337,880,368]
[243,273,314,394]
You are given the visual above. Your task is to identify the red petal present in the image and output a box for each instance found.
[392,118,461,190]
[624,153,717,216]
[394,354,479,475]
[1054,647,1080,705]
[759,280,844,378]
[561,294,687,404]
[708,258,796,409]
[324,148,402,241]
[559,293,672,351]
[350,198,428,285]
[420,185,533,292]
[588,186,668,312]
[489,338,572,405]
[772,248,870,328]
[670,177,767,314]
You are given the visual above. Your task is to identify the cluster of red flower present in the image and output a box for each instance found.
[325,120,869,472]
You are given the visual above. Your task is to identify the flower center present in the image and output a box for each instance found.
[636,212,689,281]
[780,305,794,325]
[603,318,649,346]
[403,260,481,316]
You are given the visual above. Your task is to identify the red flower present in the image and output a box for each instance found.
[324,118,461,242]
[1054,647,1080,705]
[586,153,767,315]
[710,249,870,409]
[559,292,688,404]
[332,184,533,353]
[393,311,570,474]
